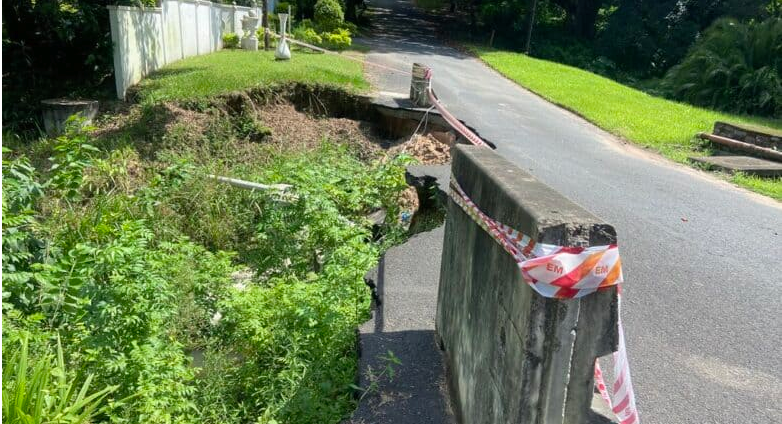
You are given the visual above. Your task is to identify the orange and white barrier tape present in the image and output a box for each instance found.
[449,176,639,423]
[595,315,639,424]
[449,177,622,298]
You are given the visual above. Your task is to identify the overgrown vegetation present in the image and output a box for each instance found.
[3,56,413,423]
[662,17,782,117]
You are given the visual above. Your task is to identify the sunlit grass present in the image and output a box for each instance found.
[135,49,368,103]
[471,46,782,199]
[731,173,782,200]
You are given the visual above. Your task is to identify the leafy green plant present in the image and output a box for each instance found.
[322,28,352,50]
[222,33,240,49]
[2,95,411,424]
[662,17,782,117]
[293,26,324,45]
[351,350,402,401]
[2,149,45,309]
[48,116,99,201]
[2,333,119,424]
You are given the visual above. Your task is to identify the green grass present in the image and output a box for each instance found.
[471,46,782,199]
[731,173,782,199]
[135,49,368,103]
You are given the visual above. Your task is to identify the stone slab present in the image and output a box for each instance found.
[690,155,782,177]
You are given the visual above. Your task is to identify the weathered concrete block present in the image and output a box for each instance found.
[41,99,99,136]
[436,145,619,424]
[410,63,433,108]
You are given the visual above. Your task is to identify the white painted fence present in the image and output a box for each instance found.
[108,0,274,99]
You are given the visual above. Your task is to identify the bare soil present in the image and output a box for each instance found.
[256,104,386,159]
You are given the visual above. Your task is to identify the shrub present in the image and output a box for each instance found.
[662,18,782,117]
[314,0,344,32]
[222,33,239,49]
[293,26,324,45]
[275,1,296,15]
[322,28,352,50]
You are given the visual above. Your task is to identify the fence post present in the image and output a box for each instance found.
[262,0,270,50]
[410,63,432,108]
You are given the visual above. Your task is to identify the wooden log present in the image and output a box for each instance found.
[697,132,782,163]
[410,63,432,108]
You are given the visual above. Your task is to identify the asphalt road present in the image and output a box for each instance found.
[358,0,782,422]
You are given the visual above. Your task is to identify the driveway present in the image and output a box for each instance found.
[357,0,782,422]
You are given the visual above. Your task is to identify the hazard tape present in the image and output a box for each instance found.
[449,177,622,298]
[595,313,640,424]
[449,176,639,423]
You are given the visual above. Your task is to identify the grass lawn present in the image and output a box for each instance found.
[134,49,368,103]
[471,46,782,199]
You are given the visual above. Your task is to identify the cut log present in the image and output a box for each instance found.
[697,132,782,163]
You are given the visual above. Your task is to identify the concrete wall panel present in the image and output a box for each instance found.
[109,0,259,99]
[437,145,620,424]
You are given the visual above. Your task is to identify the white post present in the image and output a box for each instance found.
[107,6,126,99]
[231,2,237,34]
[195,0,201,54]
[178,0,186,58]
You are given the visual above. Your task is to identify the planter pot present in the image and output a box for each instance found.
[41,99,99,136]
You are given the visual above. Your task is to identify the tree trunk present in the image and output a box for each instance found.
[574,0,601,39]
[345,0,357,22]
[262,0,270,50]
[524,0,538,54]
[550,0,602,39]
[470,0,477,33]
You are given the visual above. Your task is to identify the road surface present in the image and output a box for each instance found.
[357,0,782,422]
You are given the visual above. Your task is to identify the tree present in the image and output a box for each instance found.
[597,0,773,76]
[2,0,116,131]
[524,0,538,53]
[549,0,606,38]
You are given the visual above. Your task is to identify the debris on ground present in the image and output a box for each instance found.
[399,186,420,215]
[390,133,452,165]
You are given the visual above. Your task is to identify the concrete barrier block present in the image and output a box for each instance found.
[437,145,619,424]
